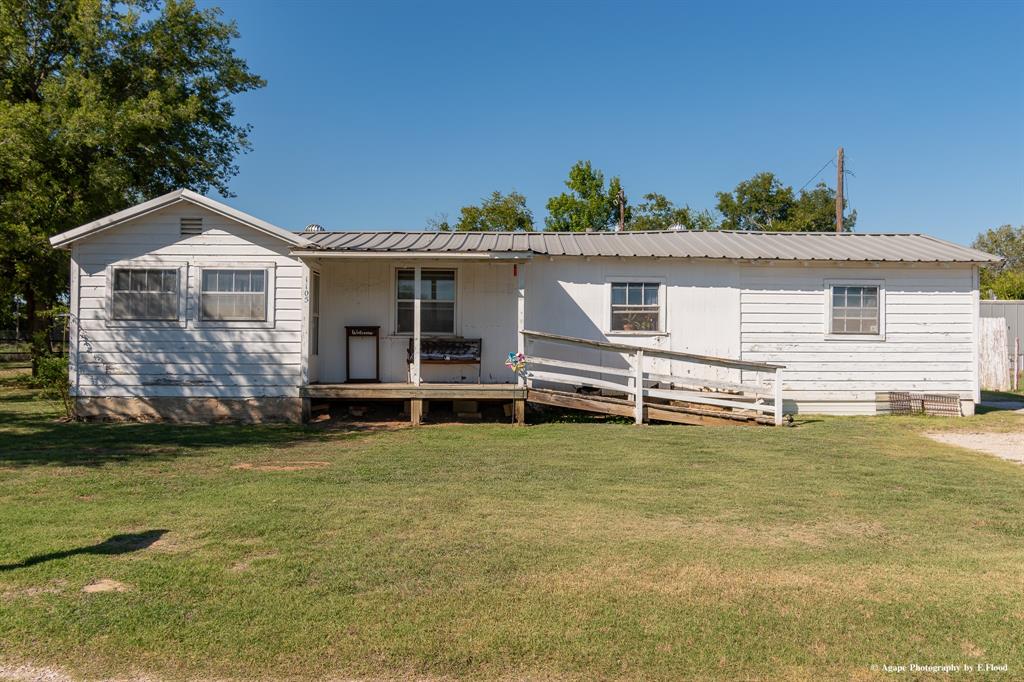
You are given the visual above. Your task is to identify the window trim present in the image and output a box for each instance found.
[192,262,277,329]
[391,266,459,337]
[309,270,320,357]
[104,261,188,329]
[824,279,885,341]
[605,277,667,336]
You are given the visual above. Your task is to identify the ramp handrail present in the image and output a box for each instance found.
[521,330,785,426]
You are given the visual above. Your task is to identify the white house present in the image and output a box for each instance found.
[49,189,999,424]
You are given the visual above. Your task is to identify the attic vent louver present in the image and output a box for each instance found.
[180,217,203,236]
[304,223,325,233]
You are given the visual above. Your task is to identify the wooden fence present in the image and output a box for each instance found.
[980,301,1023,391]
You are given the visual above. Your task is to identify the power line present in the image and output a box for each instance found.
[799,155,836,192]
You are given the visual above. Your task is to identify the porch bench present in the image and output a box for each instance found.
[407,337,483,383]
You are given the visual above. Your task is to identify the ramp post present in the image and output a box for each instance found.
[633,349,645,425]
[773,368,784,426]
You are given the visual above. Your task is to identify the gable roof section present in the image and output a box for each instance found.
[49,189,312,249]
[297,230,1000,263]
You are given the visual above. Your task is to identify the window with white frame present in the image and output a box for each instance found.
[829,284,880,335]
[610,282,661,332]
[200,269,267,321]
[396,269,456,334]
[310,271,320,356]
[111,268,179,320]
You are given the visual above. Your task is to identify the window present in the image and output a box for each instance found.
[610,282,660,332]
[200,269,267,321]
[830,284,880,335]
[396,269,455,334]
[310,271,320,356]
[111,268,179,320]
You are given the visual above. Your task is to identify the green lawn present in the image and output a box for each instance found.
[1,382,1023,680]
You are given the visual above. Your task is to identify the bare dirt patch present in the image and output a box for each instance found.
[81,579,132,594]
[231,461,330,472]
[229,553,278,573]
[1,580,68,601]
[0,663,75,682]
[961,639,985,658]
[147,532,194,554]
[924,432,1024,464]
[0,662,157,682]
[321,419,410,432]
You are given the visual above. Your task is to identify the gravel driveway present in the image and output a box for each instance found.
[925,431,1024,464]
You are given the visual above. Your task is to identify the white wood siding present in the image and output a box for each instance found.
[316,259,519,383]
[525,258,742,384]
[316,257,742,386]
[71,204,306,398]
[740,264,977,414]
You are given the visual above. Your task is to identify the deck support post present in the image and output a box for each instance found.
[513,398,525,425]
[413,266,422,387]
[773,368,784,426]
[633,348,644,425]
[410,398,423,426]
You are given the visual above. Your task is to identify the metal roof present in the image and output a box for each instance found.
[297,230,999,263]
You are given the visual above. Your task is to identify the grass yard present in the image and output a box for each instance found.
[1,382,1023,680]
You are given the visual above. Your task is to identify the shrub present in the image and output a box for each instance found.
[33,354,72,418]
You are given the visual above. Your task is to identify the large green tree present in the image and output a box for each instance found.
[973,225,1024,299]
[0,0,264,366]
[436,190,534,231]
[629,192,717,231]
[715,172,855,232]
[545,160,626,231]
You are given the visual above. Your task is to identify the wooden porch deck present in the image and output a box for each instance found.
[302,382,526,425]
[302,382,525,400]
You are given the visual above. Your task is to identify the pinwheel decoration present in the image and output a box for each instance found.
[505,351,527,376]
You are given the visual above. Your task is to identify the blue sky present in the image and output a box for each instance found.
[201,0,1023,245]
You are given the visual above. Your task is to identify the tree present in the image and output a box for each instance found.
[716,172,793,231]
[0,0,264,370]
[439,191,534,231]
[972,225,1024,299]
[973,225,1024,272]
[425,213,452,231]
[629,192,717,231]
[715,172,855,232]
[983,270,1024,300]
[545,161,625,231]
[785,183,857,233]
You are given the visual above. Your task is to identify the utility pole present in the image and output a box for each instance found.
[835,146,844,233]
[617,188,626,232]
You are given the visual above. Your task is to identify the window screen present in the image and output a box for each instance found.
[396,269,456,334]
[200,269,267,321]
[111,268,179,320]
[310,271,320,356]
[610,282,660,331]
[831,285,880,334]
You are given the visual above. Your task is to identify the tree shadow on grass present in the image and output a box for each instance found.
[0,407,358,467]
[0,529,168,572]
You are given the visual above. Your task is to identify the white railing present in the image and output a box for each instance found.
[521,330,786,426]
